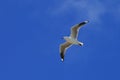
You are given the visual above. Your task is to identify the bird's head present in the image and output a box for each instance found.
[61,36,69,40]
[63,36,69,40]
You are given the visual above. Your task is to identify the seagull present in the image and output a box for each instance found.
[59,20,89,62]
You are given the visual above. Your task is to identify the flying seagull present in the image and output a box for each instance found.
[60,20,89,62]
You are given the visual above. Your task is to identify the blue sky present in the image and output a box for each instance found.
[0,0,120,80]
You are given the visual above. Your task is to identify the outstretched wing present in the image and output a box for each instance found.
[70,20,89,39]
[60,42,72,61]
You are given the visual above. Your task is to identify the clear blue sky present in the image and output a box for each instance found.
[0,0,120,80]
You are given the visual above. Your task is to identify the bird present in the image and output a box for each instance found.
[59,20,89,62]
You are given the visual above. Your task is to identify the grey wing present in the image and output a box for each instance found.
[60,42,72,61]
[70,20,89,39]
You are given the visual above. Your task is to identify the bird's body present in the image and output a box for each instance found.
[63,36,83,45]
[60,20,89,62]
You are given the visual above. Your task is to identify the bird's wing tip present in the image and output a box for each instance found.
[61,59,64,62]
[84,20,89,23]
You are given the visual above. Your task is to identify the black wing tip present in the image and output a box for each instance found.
[79,20,89,26]
[60,53,64,62]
